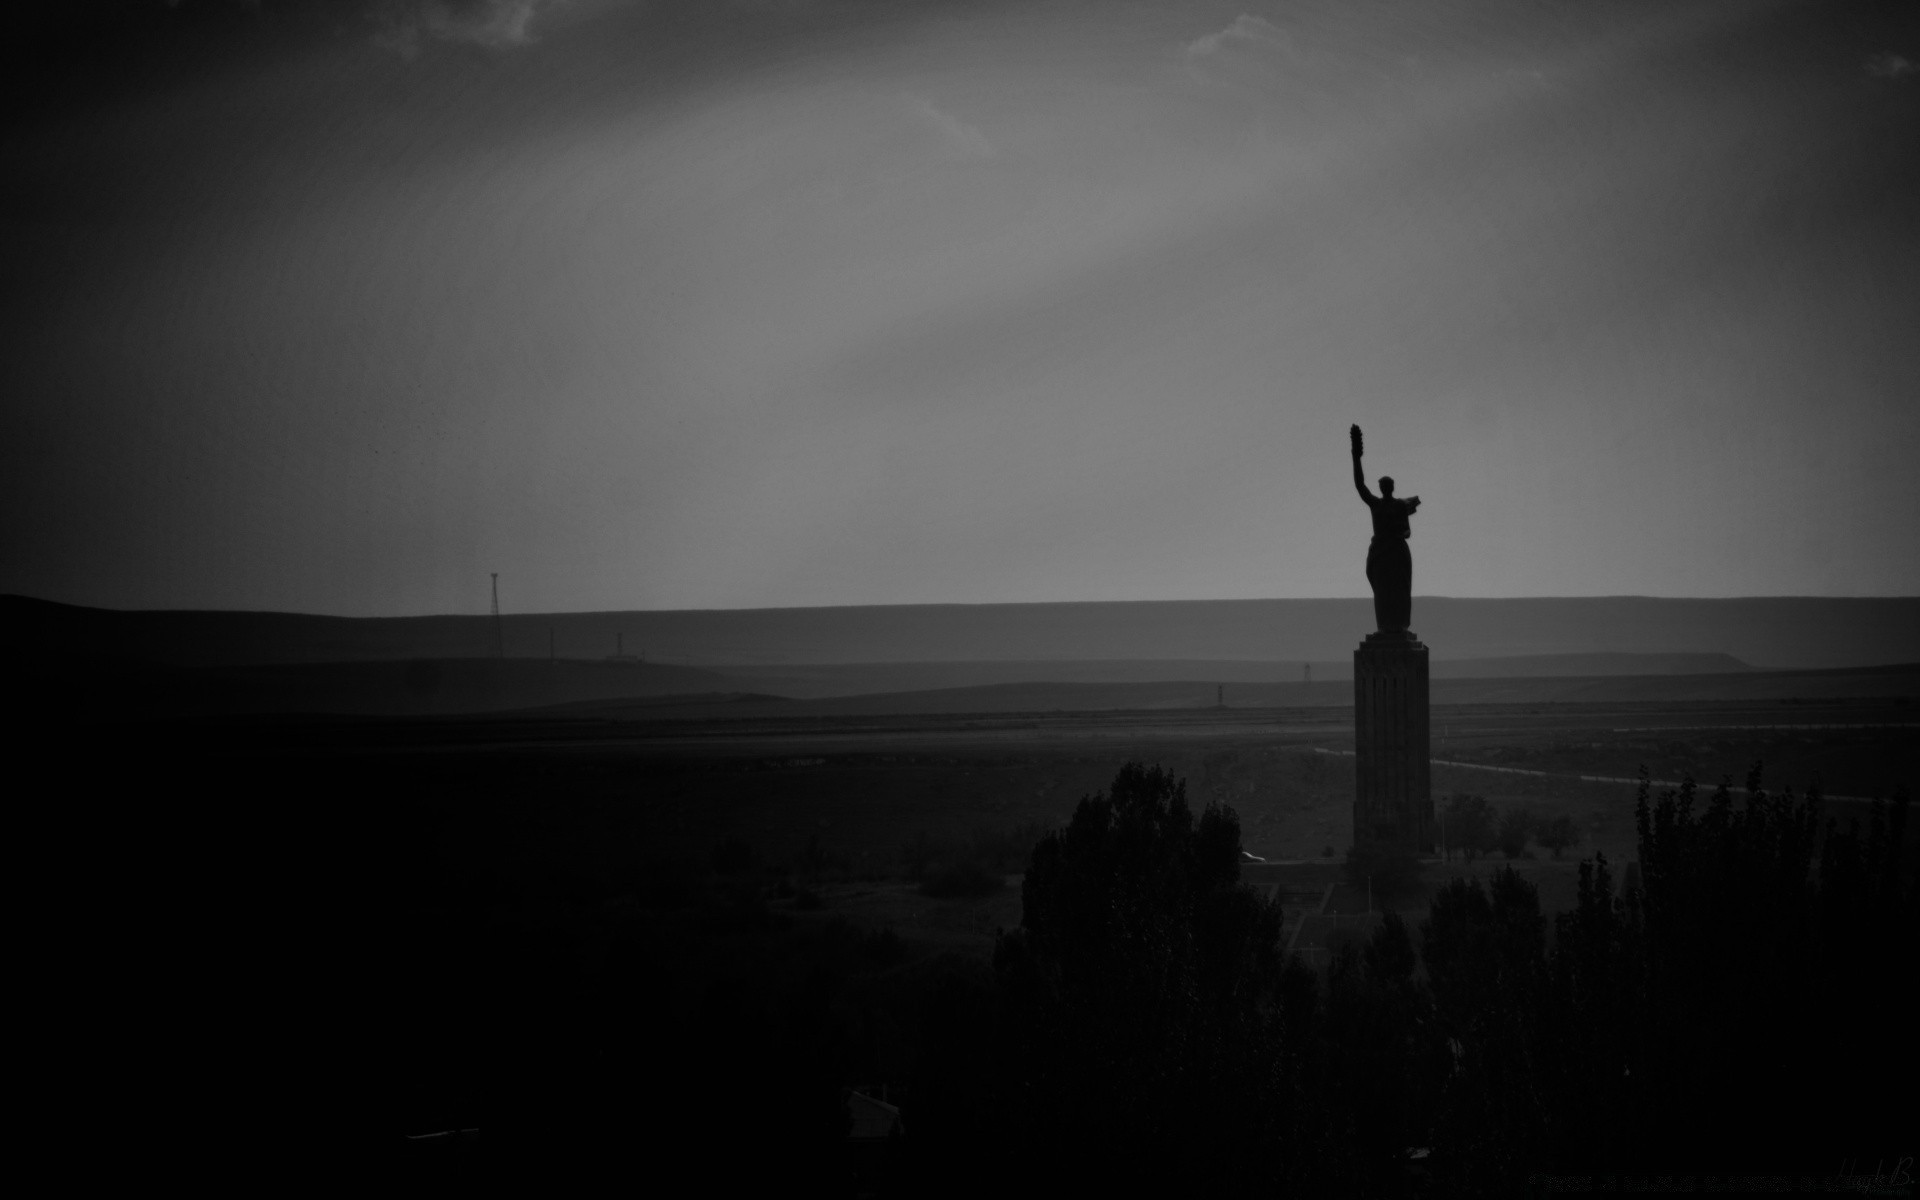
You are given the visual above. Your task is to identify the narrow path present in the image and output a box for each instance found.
[1281,882,1336,959]
[1308,747,1883,803]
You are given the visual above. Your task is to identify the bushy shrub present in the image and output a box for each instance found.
[1536,814,1580,858]
[628,857,702,909]
[711,836,760,875]
[793,834,849,883]
[1498,805,1535,859]
[903,820,1050,897]
[1442,793,1499,861]
[920,857,1004,898]
[862,927,909,967]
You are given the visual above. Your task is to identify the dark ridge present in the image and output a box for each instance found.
[8,594,1918,671]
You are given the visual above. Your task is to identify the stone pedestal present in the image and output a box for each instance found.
[1353,631,1434,852]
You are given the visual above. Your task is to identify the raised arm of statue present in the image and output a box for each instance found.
[1405,496,1421,515]
[1351,425,1376,503]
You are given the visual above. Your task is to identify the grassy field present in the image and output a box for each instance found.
[192,694,1910,954]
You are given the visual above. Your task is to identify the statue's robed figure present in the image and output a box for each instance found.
[1350,424,1420,634]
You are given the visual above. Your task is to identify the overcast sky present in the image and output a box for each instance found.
[3,0,1915,616]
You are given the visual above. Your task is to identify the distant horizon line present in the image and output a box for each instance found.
[9,592,1920,621]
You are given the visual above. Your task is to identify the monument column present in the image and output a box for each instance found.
[1353,630,1434,852]
[1346,423,1432,853]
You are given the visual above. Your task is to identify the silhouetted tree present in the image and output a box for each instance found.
[1626,766,1828,1169]
[1422,868,1549,1193]
[1806,785,1913,1157]
[991,762,1288,1191]
[1316,912,1448,1194]
[898,960,1001,1196]
[1541,852,1647,1172]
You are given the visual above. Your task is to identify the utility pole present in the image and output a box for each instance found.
[549,627,555,666]
[490,573,505,659]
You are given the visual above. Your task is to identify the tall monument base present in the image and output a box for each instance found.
[1353,630,1434,852]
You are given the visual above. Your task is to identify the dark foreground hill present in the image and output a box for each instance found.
[9,594,1919,671]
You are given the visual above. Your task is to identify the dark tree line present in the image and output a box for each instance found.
[391,754,1910,1194]
[1441,792,1582,863]
[900,763,1914,1195]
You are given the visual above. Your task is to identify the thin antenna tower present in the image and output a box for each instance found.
[490,573,504,659]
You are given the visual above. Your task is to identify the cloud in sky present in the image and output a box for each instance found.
[1182,11,1298,90]
[907,94,994,160]
[372,0,563,55]
[1185,13,1288,60]
[1865,53,1914,80]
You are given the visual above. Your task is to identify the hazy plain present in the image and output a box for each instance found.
[198,693,1914,963]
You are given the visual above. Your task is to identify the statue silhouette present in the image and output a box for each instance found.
[1351,424,1420,634]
